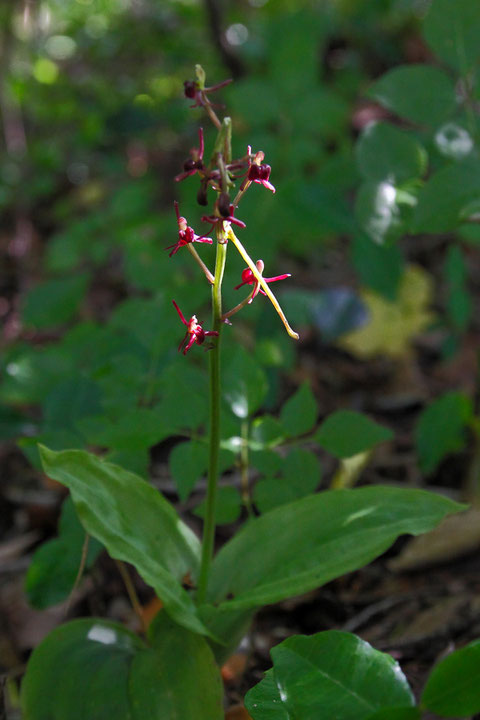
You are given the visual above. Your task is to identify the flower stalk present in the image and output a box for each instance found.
[170,66,299,603]
[226,226,300,340]
[196,224,228,604]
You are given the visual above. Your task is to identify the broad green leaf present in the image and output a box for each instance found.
[250,415,285,449]
[280,382,317,436]
[254,449,322,513]
[43,376,102,433]
[251,449,283,477]
[0,406,36,440]
[366,710,420,720]
[351,234,404,301]
[355,180,405,246]
[245,670,288,720]
[424,0,480,73]
[194,486,242,525]
[339,265,435,359]
[198,604,255,665]
[207,486,464,610]
[129,613,223,719]
[21,619,144,720]
[367,65,456,127]
[21,616,223,720]
[444,245,472,332]
[422,639,480,717]
[23,274,90,329]
[356,123,427,184]
[316,410,392,459]
[415,392,473,474]
[78,407,168,452]
[412,159,480,233]
[158,364,208,432]
[39,446,208,636]
[25,497,102,609]
[245,631,414,720]
[223,346,268,419]
[169,441,208,501]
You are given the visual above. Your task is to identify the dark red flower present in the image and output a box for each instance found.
[183,78,233,109]
[234,259,291,303]
[201,202,246,236]
[240,147,275,193]
[166,201,213,257]
[172,300,219,355]
[175,127,205,183]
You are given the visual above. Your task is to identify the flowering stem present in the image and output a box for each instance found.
[222,288,255,320]
[240,419,253,515]
[201,93,222,130]
[227,227,300,340]
[232,180,251,208]
[196,226,228,605]
[187,244,215,284]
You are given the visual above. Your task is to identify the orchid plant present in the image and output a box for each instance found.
[20,66,465,719]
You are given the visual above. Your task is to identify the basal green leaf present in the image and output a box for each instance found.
[208,486,464,610]
[21,619,144,720]
[316,410,393,459]
[351,234,404,301]
[39,446,208,636]
[254,448,322,513]
[280,382,317,436]
[246,631,414,720]
[366,709,420,720]
[422,639,480,717]
[169,441,208,502]
[250,415,285,450]
[130,613,223,719]
[245,670,288,720]
[415,391,473,474]
[194,486,242,525]
[21,616,223,720]
[412,159,480,233]
[23,274,90,329]
[424,0,480,73]
[444,245,472,332]
[25,497,102,609]
[355,180,405,246]
[223,346,268,419]
[43,376,102,433]
[367,65,456,127]
[356,122,427,184]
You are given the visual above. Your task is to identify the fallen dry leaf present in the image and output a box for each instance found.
[389,507,480,571]
[225,705,253,720]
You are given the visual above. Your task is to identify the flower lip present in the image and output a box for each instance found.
[234,259,291,302]
[183,78,233,108]
[175,128,205,182]
[201,202,246,234]
[166,201,213,257]
[172,299,219,354]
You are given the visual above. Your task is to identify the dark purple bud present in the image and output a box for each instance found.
[218,192,231,217]
[184,80,197,99]
[197,185,208,206]
[183,158,197,172]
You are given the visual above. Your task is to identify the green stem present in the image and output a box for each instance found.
[196,229,228,605]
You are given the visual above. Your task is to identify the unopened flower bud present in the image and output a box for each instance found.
[183,158,197,172]
[218,192,231,218]
[197,185,208,206]
[184,80,197,99]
